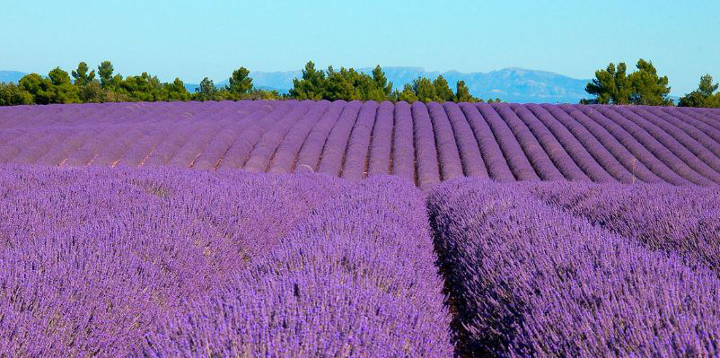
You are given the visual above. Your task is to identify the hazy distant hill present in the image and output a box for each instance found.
[4,68,593,103]
[0,71,25,84]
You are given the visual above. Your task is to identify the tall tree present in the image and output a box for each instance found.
[164,78,191,101]
[583,59,672,106]
[628,59,672,106]
[47,67,80,103]
[19,73,53,104]
[227,67,253,99]
[433,75,454,102]
[679,74,720,108]
[196,77,219,101]
[289,61,326,100]
[584,62,632,104]
[324,66,360,101]
[98,61,117,88]
[72,62,96,86]
[412,77,437,103]
[453,80,477,102]
[115,72,164,101]
[371,65,393,97]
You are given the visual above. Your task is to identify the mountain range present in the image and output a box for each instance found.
[2,67,592,103]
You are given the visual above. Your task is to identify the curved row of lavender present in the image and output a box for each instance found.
[527,182,720,273]
[428,179,720,357]
[1,101,720,187]
[0,166,452,357]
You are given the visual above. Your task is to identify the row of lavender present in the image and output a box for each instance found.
[0,166,452,357]
[1,101,720,187]
[429,179,720,357]
[2,164,719,356]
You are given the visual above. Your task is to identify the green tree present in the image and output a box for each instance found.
[370,65,393,99]
[433,75,454,102]
[72,62,96,86]
[47,67,80,103]
[679,74,720,108]
[195,77,220,101]
[406,75,455,102]
[98,60,119,88]
[584,62,632,104]
[583,59,672,106]
[323,66,362,101]
[227,67,253,99]
[164,78,191,101]
[628,59,672,106]
[453,80,477,102]
[115,72,165,101]
[0,82,33,106]
[397,84,418,102]
[19,73,52,104]
[289,61,326,100]
[19,68,81,104]
[246,88,281,100]
[78,81,106,103]
[412,77,437,102]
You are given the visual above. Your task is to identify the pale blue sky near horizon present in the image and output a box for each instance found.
[1,0,718,94]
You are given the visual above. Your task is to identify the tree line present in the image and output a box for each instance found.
[0,60,500,106]
[0,61,282,106]
[582,58,720,108]
[1,59,718,107]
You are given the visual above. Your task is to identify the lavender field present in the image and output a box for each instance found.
[1,101,719,357]
[2,101,720,188]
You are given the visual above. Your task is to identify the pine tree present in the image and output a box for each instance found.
[679,74,720,108]
[227,67,253,99]
[371,65,393,97]
[628,59,672,106]
[583,59,672,106]
[584,62,632,104]
[412,77,437,103]
[433,75,454,102]
[72,62,96,86]
[47,67,80,103]
[196,77,218,101]
[98,61,116,88]
[289,61,326,100]
[453,80,477,102]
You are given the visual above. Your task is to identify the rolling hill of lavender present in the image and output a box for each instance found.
[1,100,719,357]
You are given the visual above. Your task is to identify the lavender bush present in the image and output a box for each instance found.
[0,166,453,356]
[139,176,453,357]
[428,178,720,357]
[528,181,720,274]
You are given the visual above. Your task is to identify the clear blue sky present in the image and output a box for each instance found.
[1,0,718,94]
